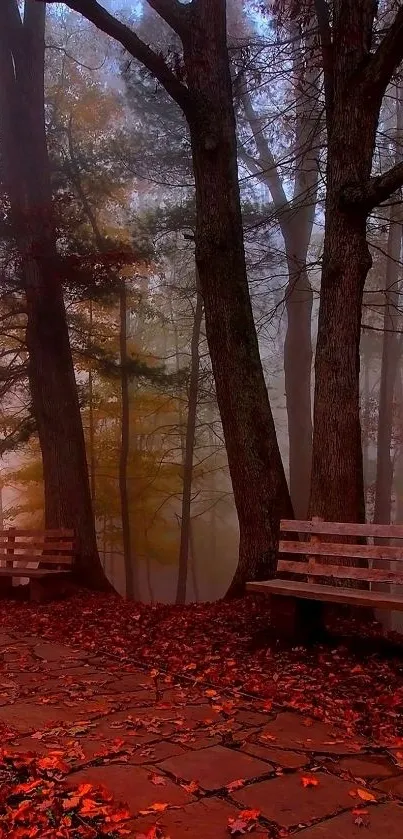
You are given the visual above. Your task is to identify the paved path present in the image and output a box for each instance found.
[1,631,403,837]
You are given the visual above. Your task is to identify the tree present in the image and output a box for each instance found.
[41,0,293,591]
[309,0,403,523]
[0,0,109,588]
[176,267,203,604]
[374,85,403,526]
[239,14,320,517]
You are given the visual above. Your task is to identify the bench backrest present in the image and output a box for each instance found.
[278,519,403,586]
[0,529,75,568]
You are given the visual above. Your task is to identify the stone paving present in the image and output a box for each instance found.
[1,630,403,837]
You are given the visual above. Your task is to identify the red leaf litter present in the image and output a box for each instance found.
[0,748,131,837]
[0,592,402,743]
[1,591,403,836]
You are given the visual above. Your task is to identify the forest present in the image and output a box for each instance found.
[1,1,403,837]
[0,0,403,606]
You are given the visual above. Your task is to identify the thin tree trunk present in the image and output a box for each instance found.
[0,481,3,531]
[283,230,313,518]
[374,87,403,525]
[189,522,200,603]
[361,339,371,490]
[0,2,109,589]
[241,19,318,518]
[374,218,402,524]
[176,277,203,604]
[88,301,96,504]
[119,280,137,599]
[394,371,403,523]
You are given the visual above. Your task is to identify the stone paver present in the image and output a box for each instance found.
[34,642,89,661]
[241,742,309,768]
[257,712,366,754]
[376,774,403,796]
[158,744,269,790]
[0,701,93,733]
[131,798,269,839]
[1,632,402,839]
[296,803,402,837]
[232,772,356,828]
[335,755,398,780]
[67,763,194,813]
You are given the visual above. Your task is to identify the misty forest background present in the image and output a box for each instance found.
[1,0,403,611]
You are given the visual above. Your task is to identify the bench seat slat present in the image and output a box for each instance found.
[246,579,403,610]
[0,568,71,578]
[0,542,73,551]
[278,560,403,583]
[280,540,403,561]
[0,529,74,538]
[0,554,73,566]
[280,520,403,539]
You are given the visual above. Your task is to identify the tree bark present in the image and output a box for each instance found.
[309,0,387,523]
[374,211,402,524]
[374,86,403,525]
[176,276,203,605]
[394,370,403,523]
[283,224,313,519]
[241,18,319,518]
[0,1,109,589]
[88,301,96,504]
[119,280,137,599]
[183,1,292,593]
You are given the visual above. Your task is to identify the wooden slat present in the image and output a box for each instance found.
[0,553,73,566]
[0,529,74,538]
[246,579,403,610]
[280,519,403,539]
[0,568,71,578]
[278,560,403,584]
[279,540,403,561]
[0,542,73,552]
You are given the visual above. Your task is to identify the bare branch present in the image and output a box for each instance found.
[242,91,288,215]
[367,161,403,209]
[38,0,192,113]
[363,5,403,96]
[342,162,403,210]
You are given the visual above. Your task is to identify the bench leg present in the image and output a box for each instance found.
[0,576,13,597]
[270,595,326,643]
[29,578,47,603]
[29,574,73,602]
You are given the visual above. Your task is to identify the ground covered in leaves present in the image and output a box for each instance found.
[0,593,403,837]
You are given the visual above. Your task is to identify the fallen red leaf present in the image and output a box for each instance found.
[227,778,245,791]
[301,776,319,788]
[149,773,167,786]
[139,802,170,815]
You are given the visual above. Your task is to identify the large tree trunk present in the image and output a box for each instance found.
[309,1,383,523]
[0,1,109,589]
[176,277,203,605]
[183,1,292,594]
[309,204,370,521]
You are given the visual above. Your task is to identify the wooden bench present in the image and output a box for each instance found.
[0,528,75,601]
[246,518,403,640]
